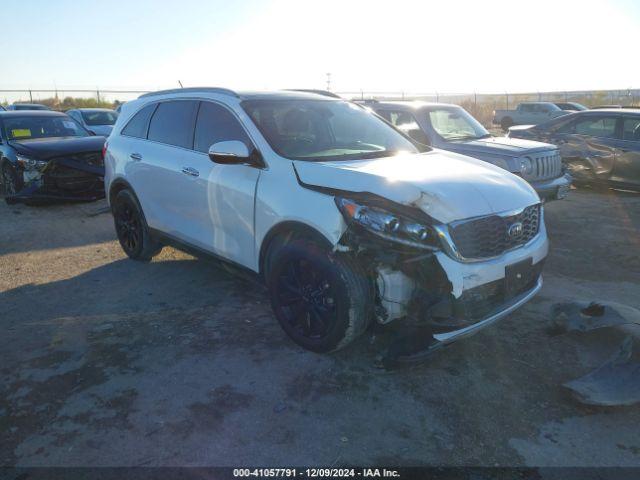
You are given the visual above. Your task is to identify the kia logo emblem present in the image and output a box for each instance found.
[508,222,524,238]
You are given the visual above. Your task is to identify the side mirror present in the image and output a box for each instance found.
[208,140,251,165]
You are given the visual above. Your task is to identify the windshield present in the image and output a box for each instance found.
[4,115,90,140]
[81,110,118,126]
[427,108,490,141]
[242,99,420,161]
[556,102,588,111]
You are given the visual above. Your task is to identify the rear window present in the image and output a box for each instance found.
[147,101,198,148]
[121,104,157,139]
[82,110,118,126]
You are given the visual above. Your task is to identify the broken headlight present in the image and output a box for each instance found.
[16,154,48,171]
[335,197,440,250]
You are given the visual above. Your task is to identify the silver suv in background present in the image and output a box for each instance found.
[369,101,571,201]
[493,102,572,131]
[66,108,119,136]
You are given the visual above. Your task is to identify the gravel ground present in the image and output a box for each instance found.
[1,188,640,468]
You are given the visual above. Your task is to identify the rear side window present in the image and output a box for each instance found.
[193,102,251,153]
[574,116,617,138]
[622,117,640,141]
[121,103,157,138]
[147,100,198,148]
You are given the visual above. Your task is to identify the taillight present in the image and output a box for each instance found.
[102,141,108,159]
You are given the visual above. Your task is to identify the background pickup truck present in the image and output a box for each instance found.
[494,102,572,131]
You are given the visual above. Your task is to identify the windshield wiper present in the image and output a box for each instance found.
[357,150,397,159]
[445,135,477,141]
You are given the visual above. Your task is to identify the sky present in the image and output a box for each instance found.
[2,0,640,98]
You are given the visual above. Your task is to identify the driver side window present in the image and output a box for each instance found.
[194,101,252,153]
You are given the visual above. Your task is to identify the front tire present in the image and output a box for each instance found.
[112,189,162,261]
[266,240,372,352]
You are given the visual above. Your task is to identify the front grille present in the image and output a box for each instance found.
[51,152,104,167]
[531,151,561,180]
[448,204,541,260]
[44,164,101,192]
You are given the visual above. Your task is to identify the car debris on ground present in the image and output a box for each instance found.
[551,301,640,334]
[564,336,640,407]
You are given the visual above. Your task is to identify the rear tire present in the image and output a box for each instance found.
[501,117,514,131]
[112,189,162,261]
[266,239,372,352]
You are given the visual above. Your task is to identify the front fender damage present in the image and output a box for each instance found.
[6,157,105,205]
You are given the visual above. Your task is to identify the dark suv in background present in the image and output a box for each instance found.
[508,109,640,190]
[367,101,572,201]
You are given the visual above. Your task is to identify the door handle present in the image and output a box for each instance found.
[130,153,142,161]
[181,166,200,177]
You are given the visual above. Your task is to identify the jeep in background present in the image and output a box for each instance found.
[368,101,571,201]
[493,102,572,131]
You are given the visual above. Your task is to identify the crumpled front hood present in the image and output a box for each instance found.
[294,150,540,224]
[8,136,106,160]
[449,135,555,156]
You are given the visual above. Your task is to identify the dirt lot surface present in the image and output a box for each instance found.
[1,189,640,468]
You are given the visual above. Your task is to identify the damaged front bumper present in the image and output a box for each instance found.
[6,156,105,204]
[351,210,549,356]
[433,276,543,344]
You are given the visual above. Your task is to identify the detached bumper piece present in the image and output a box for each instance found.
[564,336,640,407]
[5,155,105,205]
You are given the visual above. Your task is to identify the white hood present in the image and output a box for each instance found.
[294,150,540,224]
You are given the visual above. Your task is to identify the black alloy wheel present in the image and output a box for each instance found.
[267,239,372,352]
[112,189,162,261]
[115,201,142,255]
[273,257,337,340]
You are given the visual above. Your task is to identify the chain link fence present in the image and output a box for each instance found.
[0,89,149,110]
[2,88,638,127]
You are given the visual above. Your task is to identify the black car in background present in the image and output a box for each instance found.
[508,109,640,190]
[6,103,51,111]
[0,111,106,204]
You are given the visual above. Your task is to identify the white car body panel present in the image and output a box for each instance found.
[104,89,549,345]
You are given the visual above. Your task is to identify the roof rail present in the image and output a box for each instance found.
[286,89,342,99]
[139,87,239,99]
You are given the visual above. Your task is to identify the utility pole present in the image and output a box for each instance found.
[326,73,332,92]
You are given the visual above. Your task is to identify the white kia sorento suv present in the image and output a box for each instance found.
[104,88,548,353]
